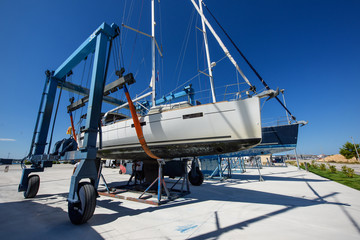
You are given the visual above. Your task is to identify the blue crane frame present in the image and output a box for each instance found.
[18,22,120,204]
[18,22,195,204]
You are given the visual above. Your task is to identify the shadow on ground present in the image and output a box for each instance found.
[1,169,353,239]
[91,174,346,228]
[0,195,104,240]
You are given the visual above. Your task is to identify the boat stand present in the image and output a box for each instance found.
[264,155,287,167]
[138,159,170,202]
[98,159,190,206]
[294,148,301,170]
[244,157,264,181]
[97,162,111,194]
[229,157,246,174]
[254,157,264,182]
[208,155,232,181]
[169,167,190,193]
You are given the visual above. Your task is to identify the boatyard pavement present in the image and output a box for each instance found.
[0,164,359,240]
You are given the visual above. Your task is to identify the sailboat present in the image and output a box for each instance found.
[77,0,266,162]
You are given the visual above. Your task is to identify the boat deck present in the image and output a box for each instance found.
[0,164,359,239]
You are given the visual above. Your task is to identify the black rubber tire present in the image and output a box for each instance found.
[68,182,97,225]
[24,175,40,198]
[189,167,204,186]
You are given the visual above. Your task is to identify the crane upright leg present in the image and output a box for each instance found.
[18,22,122,225]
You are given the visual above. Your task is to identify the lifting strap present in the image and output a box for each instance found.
[69,111,77,142]
[123,85,159,160]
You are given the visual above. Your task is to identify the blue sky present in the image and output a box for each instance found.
[0,0,359,159]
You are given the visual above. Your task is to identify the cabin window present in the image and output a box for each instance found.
[182,112,203,119]
[131,122,146,128]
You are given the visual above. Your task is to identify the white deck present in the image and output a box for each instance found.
[0,164,359,239]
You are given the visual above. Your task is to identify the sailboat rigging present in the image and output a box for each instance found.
[76,0,269,162]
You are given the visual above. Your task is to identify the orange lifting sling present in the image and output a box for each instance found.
[69,111,77,142]
[124,85,159,160]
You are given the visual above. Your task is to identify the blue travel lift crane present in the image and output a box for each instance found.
[18,22,133,225]
[18,22,195,225]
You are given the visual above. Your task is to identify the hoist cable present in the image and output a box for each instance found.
[202,1,296,121]
[73,56,88,122]
[119,36,125,69]
[47,83,63,154]
[79,53,94,127]
[128,0,145,70]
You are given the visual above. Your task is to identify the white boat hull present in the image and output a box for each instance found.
[79,97,262,161]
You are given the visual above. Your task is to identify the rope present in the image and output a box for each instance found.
[118,35,125,69]
[78,53,94,128]
[128,0,145,70]
[121,0,135,47]
[73,56,88,122]
[47,82,63,154]
[112,40,119,70]
[202,1,296,121]
[167,54,227,96]
[174,9,196,88]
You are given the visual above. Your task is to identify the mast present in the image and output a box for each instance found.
[199,0,216,103]
[151,0,156,106]
[191,0,253,88]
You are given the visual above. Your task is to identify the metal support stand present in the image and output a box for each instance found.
[97,162,110,193]
[241,158,246,172]
[100,174,111,193]
[217,155,223,180]
[208,155,233,180]
[254,157,264,182]
[139,159,170,203]
[257,157,263,169]
[170,161,190,193]
[294,148,300,170]
[266,158,270,167]
[98,159,190,206]
[209,166,219,178]
[232,157,245,173]
[227,158,232,178]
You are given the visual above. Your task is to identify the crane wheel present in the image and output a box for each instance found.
[68,182,97,225]
[24,175,40,198]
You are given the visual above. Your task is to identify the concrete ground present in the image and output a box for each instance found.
[0,164,359,240]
